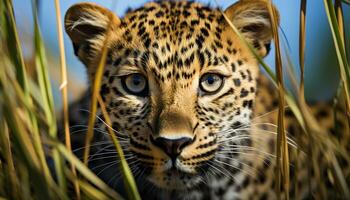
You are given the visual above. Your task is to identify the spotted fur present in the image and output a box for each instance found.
[62,1,349,199]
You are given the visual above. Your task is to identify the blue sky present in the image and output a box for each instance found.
[13,0,350,102]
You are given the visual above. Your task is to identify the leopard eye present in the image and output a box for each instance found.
[200,73,224,94]
[122,73,148,96]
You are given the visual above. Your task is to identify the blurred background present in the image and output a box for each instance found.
[12,0,350,111]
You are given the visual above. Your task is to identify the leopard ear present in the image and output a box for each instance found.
[224,0,279,57]
[64,3,120,65]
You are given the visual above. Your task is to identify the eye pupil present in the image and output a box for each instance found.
[133,76,141,85]
[207,76,215,84]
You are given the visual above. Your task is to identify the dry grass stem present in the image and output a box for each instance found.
[267,2,289,199]
[53,0,79,198]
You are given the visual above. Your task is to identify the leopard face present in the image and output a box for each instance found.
[65,0,276,191]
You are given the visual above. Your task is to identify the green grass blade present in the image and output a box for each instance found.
[2,0,53,188]
[31,0,57,138]
[56,143,123,200]
[324,0,350,117]
[324,0,350,79]
[31,1,70,198]
[2,0,28,93]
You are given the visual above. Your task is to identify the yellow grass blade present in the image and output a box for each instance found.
[82,22,112,165]
[299,0,306,101]
[78,180,116,200]
[297,0,306,197]
[53,0,79,197]
[63,164,124,200]
[267,2,289,199]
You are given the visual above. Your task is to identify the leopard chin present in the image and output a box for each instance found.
[148,169,203,190]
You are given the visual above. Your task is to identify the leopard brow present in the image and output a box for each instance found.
[114,65,144,76]
[202,64,232,77]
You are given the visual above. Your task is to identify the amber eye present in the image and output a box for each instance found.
[199,73,224,94]
[121,74,148,96]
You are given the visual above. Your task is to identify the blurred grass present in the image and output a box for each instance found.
[0,0,133,199]
[0,0,349,200]
[222,0,350,199]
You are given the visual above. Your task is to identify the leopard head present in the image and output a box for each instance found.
[65,0,277,191]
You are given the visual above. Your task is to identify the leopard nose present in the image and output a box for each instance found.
[151,137,193,159]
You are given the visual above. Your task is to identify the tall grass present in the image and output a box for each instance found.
[0,0,349,200]
[222,0,350,199]
[0,0,133,199]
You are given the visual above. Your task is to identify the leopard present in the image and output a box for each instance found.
[62,0,350,199]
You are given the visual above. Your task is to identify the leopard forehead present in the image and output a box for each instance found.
[103,1,259,85]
